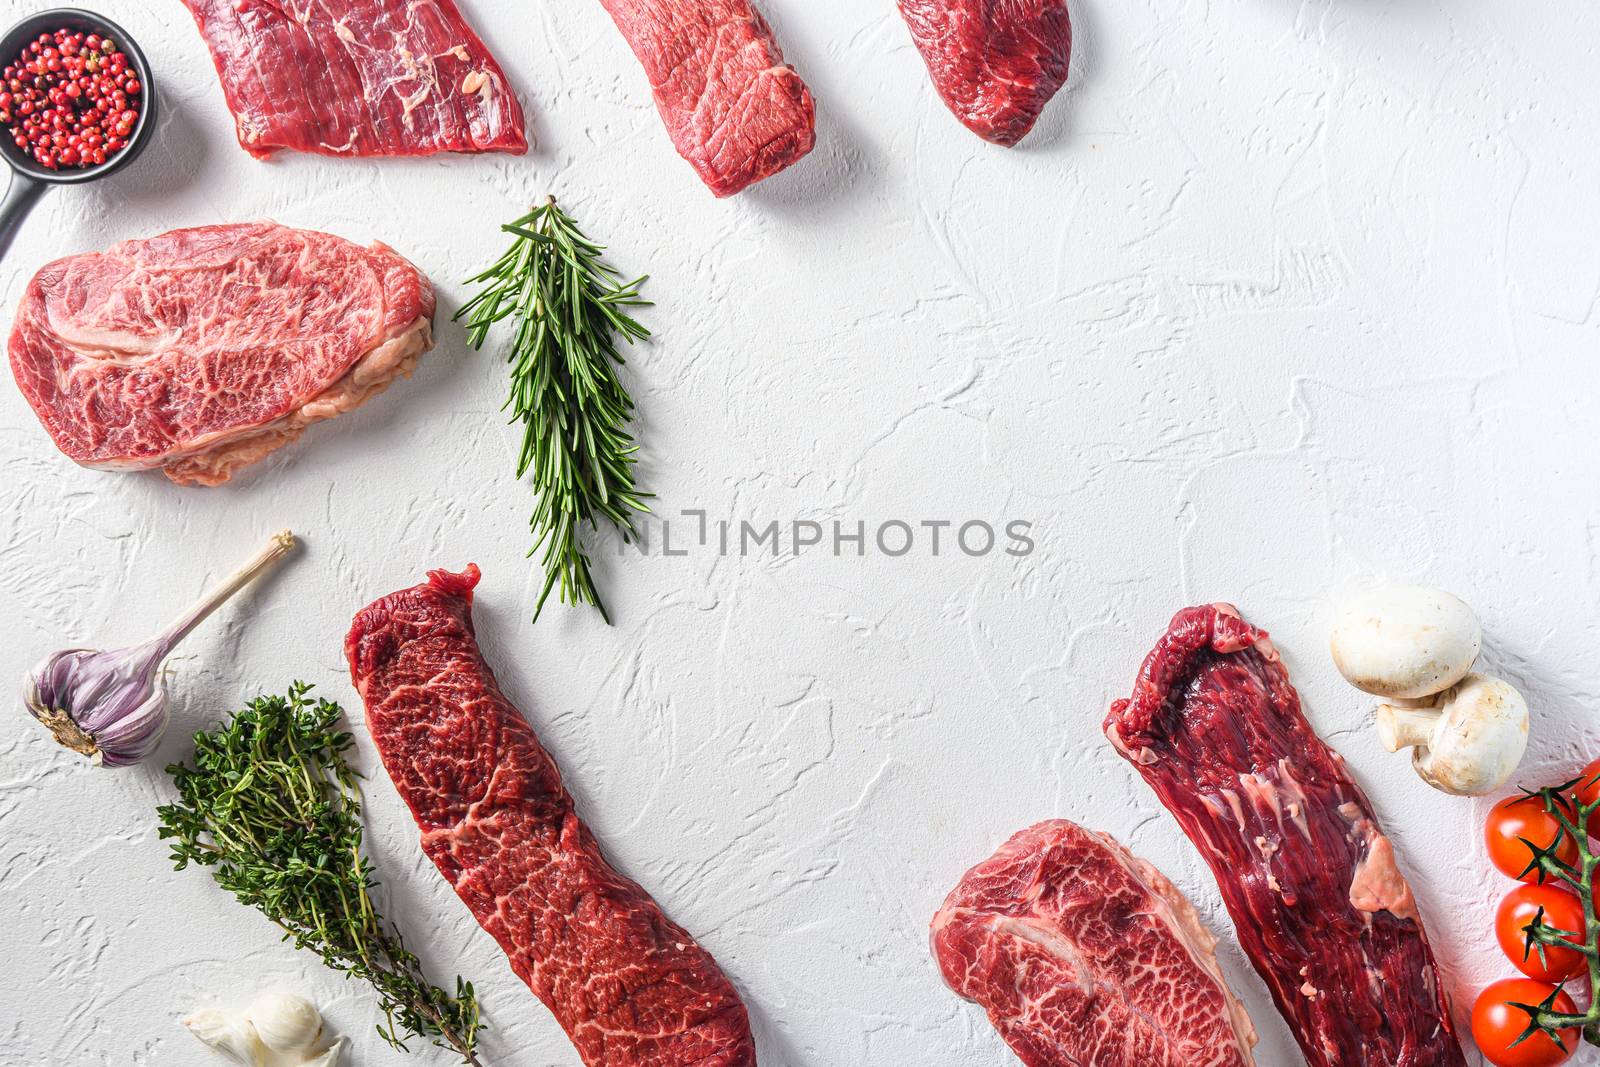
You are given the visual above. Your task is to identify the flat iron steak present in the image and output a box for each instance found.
[179,0,527,158]
[7,222,434,486]
[345,565,756,1067]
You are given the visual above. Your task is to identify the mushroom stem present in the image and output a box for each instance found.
[1375,703,1441,752]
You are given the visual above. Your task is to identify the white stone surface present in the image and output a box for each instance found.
[2,1,1598,1064]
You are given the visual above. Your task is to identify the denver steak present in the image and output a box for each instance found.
[897,0,1072,145]
[180,0,526,158]
[597,0,815,195]
[1104,604,1465,1067]
[932,820,1257,1067]
[8,222,433,486]
[345,565,755,1067]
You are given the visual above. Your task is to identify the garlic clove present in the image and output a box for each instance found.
[246,991,323,1053]
[183,1007,267,1067]
[300,1037,346,1066]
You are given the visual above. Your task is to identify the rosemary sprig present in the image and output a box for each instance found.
[157,683,486,1064]
[455,196,652,624]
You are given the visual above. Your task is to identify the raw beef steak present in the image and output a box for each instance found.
[346,565,756,1067]
[932,820,1257,1067]
[8,222,433,486]
[898,0,1072,145]
[180,0,526,158]
[597,0,815,195]
[1105,604,1465,1067]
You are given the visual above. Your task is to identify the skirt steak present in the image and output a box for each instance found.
[346,565,756,1067]
[180,0,527,158]
[1104,604,1466,1067]
[7,222,433,487]
[932,820,1258,1067]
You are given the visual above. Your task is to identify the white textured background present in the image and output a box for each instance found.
[2,0,1598,1064]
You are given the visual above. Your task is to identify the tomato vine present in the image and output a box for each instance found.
[1514,770,1600,1049]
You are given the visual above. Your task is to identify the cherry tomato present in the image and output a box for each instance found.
[1495,884,1588,982]
[1569,757,1600,838]
[1486,794,1579,883]
[1471,978,1579,1067]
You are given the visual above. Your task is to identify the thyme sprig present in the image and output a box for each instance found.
[157,683,486,1064]
[1510,775,1600,1049]
[455,196,652,624]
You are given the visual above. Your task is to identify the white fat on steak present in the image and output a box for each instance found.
[164,317,432,486]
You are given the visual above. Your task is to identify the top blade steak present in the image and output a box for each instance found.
[932,819,1258,1067]
[7,221,434,486]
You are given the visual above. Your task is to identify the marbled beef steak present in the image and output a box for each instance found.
[933,820,1258,1066]
[597,0,815,195]
[180,0,526,158]
[346,565,756,1067]
[897,0,1072,146]
[7,222,434,486]
[1105,604,1466,1067]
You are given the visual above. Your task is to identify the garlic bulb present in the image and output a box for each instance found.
[248,992,323,1053]
[23,531,296,766]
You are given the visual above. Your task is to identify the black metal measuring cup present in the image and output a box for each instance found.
[0,8,156,260]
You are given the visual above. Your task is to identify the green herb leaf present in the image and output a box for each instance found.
[157,683,486,1064]
[455,196,652,624]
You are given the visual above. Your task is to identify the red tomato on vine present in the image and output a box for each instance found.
[1495,884,1587,983]
[1486,794,1579,883]
[1471,979,1579,1067]
[1568,756,1600,839]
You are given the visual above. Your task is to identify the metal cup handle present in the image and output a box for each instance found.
[0,169,47,262]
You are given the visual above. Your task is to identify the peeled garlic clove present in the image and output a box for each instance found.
[184,1007,266,1066]
[301,1037,346,1066]
[247,991,323,1053]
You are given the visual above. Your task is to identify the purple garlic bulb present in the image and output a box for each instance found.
[22,531,296,767]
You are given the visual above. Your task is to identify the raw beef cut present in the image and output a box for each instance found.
[180,0,526,158]
[345,565,755,1067]
[8,222,433,487]
[932,820,1257,1067]
[897,0,1072,146]
[597,0,815,195]
[1104,604,1466,1067]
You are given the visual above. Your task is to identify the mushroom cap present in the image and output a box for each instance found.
[1409,674,1529,796]
[1330,585,1481,698]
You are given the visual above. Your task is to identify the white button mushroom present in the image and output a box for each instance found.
[1375,673,1529,795]
[1330,586,1482,699]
